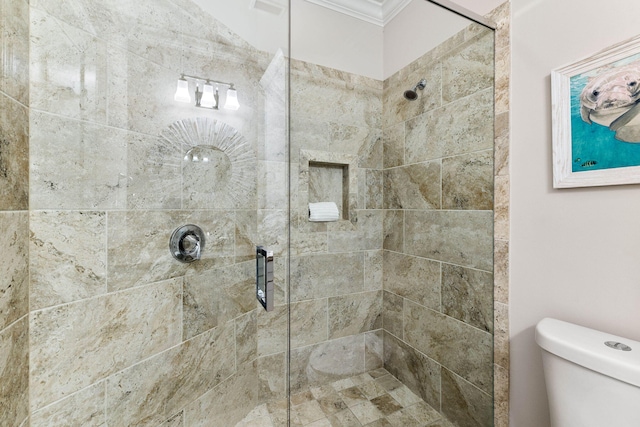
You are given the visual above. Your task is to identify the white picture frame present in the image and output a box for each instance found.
[552,35,640,188]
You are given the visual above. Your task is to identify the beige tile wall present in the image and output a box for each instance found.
[487,3,511,427]
[0,0,30,425]
[381,23,496,427]
[288,58,386,393]
[25,0,284,425]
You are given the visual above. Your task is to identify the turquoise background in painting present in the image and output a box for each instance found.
[570,55,640,173]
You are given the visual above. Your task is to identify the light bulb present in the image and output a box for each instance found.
[224,87,240,110]
[174,77,191,103]
[201,82,216,108]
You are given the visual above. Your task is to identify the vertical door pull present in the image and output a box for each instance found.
[256,246,274,311]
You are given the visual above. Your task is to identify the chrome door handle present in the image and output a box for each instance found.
[256,246,274,311]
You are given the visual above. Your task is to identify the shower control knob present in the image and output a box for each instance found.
[170,224,205,263]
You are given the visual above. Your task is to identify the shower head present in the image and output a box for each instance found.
[404,79,427,101]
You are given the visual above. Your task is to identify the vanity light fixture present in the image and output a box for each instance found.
[225,85,240,110]
[174,76,191,103]
[174,74,239,110]
[200,82,217,108]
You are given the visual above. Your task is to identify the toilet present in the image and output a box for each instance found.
[535,318,640,426]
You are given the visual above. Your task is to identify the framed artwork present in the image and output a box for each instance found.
[552,35,640,188]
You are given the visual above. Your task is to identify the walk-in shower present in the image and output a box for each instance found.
[0,0,497,426]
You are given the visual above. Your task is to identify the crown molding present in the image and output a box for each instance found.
[304,0,412,26]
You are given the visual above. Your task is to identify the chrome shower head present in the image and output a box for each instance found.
[404,79,427,101]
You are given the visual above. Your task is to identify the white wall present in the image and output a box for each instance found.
[510,0,640,425]
[383,0,469,79]
[291,0,383,79]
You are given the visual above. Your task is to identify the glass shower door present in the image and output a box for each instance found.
[24,0,290,425]
[288,1,496,426]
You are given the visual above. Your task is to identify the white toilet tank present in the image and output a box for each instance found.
[535,318,640,427]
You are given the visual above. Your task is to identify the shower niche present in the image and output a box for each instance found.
[300,149,358,223]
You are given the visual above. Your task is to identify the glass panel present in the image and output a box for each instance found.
[25,0,289,425]
[289,1,495,426]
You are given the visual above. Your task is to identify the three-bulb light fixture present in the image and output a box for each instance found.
[174,74,239,110]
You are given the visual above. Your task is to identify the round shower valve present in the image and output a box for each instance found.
[170,224,206,263]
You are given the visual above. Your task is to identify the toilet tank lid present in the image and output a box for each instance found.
[535,318,640,388]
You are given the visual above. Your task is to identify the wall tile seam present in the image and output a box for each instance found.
[27,208,264,213]
[27,276,183,315]
[439,157,444,210]
[0,312,29,338]
[383,249,495,280]
[382,208,494,213]
[494,301,510,350]
[434,85,496,112]
[290,249,368,257]
[494,168,510,178]
[294,119,382,130]
[383,40,483,84]
[390,258,494,276]
[28,107,172,140]
[0,89,29,109]
[291,118,383,131]
[384,328,493,398]
[494,167,510,179]
[384,67,444,88]
[287,331,378,354]
[382,289,442,313]
[389,292,493,336]
[52,368,236,425]
[256,348,287,359]
[101,376,108,426]
[291,290,382,305]
[324,294,330,346]
[495,105,511,116]
[28,379,107,420]
[381,150,495,170]
[383,103,495,132]
[323,292,382,306]
[31,16,265,77]
[401,209,406,254]
[290,61,382,83]
[0,209,30,214]
[328,326,383,343]
[385,340,495,402]
[104,210,109,294]
[28,327,243,416]
[18,416,30,427]
[233,312,238,374]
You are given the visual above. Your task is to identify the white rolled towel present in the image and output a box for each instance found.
[309,202,340,222]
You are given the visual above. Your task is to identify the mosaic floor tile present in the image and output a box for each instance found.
[236,370,450,427]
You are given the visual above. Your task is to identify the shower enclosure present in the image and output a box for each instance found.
[0,0,496,426]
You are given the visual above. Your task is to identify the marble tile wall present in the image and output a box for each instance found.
[24,0,287,425]
[487,3,512,427]
[381,23,496,427]
[288,59,385,393]
[0,0,30,425]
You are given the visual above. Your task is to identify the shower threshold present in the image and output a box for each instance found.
[236,368,455,427]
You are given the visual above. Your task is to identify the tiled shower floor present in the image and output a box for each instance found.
[236,368,455,427]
